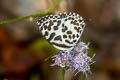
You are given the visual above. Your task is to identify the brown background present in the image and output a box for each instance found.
[0,0,120,80]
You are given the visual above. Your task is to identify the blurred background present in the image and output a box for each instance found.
[0,0,120,80]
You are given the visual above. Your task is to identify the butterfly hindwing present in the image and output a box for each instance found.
[37,12,85,52]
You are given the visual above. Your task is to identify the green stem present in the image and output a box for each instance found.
[62,69,65,80]
[0,0,64,25]
[82,73,86,80]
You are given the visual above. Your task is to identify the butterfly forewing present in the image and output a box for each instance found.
[36,12,85,52]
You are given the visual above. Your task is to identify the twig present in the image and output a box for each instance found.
[0,0,64,25]
[62,69,65,80]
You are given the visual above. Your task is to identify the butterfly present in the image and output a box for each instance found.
[36,12,85,52]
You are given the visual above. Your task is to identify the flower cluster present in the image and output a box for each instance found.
[51,42,95,74]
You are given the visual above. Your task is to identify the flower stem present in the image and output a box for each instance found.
[82,73,86,80]
[0,0,64,25]
[62,69,65,80]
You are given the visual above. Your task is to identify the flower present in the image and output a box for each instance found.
[51,52,74,68]
[74,42,89,53]
[72,52,93,73]
[51,41,95,74]
[72,42,94,73]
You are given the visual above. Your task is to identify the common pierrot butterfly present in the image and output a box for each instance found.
[36,12,85,52]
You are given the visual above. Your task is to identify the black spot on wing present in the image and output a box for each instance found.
[54,26,58,30]
[40,26,43,31]
[67,31,72,34]
[52,42,73,48]
[72,34,75,39]
[69,35,72,39]
[63,35,67,38]
[44,25,47,30]
[47,20,54,31]
[80,24,85,28]
[65,40,73,44]
[54,35,62,41]
[44,31,49,36]
[47,32,55,42]
[76,34,79,38]
[60,13,66,19]
[73,40,77,43]
[74,26,79,32]
[57,20,61,26]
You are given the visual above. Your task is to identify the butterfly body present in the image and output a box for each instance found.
[37,12,85,52]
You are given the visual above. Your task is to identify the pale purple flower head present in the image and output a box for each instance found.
[74,42,89,53]
[51,41,95,74]
[72,52,93,73]
[51,52,74,68]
